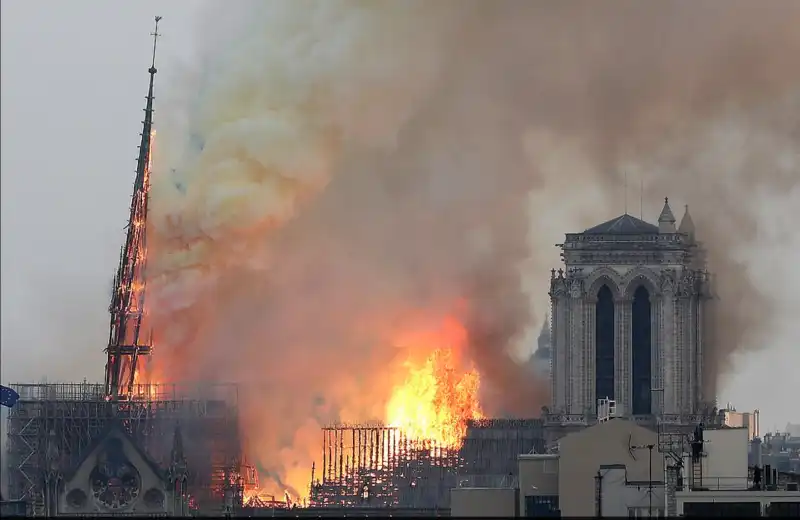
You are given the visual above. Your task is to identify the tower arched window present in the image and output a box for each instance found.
[595,285,615,406]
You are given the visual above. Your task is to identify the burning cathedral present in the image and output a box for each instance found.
[548,198,715,423]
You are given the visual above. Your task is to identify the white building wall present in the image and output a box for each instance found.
[598,466,666,517]
[682,428,749,490]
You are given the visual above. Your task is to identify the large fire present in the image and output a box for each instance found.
[386,317,483,448]
[240,317,484,506]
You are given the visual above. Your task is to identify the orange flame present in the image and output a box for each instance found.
[386,317,483,448]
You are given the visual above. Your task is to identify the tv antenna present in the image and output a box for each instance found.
[629,440,656,518]
[624,171,628,214]
[639,174,644,220]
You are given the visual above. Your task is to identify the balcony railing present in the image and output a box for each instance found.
[456,474,519,489]
[677,476,753,492]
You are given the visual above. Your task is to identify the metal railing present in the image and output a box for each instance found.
[8,382,239,404]
[456,474,519,489]
[679,476,753,491]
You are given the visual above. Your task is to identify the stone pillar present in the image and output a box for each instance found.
[661,285,676,416]
[569,282,585,415]
[676,295,690,415]
[550,292,568,413]
[651,294,663,417]
[583,295,597,416]
[615,296,631,416]
[560,292,572,411]
[679,296,687,416]
[695,292,705,413]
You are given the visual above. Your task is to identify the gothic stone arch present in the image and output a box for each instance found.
[621,266,661,299]
[585,267,625,300]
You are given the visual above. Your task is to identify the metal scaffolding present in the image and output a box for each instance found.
[461,418,546,478]
[309,418,545,509]
[4,382,245,516]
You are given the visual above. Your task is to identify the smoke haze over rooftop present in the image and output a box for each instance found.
[2,0,799,494]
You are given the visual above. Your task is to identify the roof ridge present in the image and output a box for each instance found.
[583,213,659,235]
[62,421,167,483]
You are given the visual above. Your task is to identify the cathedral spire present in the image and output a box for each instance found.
[139,15,160,186]
[658,196,676,233]
[104,16,161,400]
[679,204,695,240]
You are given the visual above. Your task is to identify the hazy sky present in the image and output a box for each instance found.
[1,0,797,432]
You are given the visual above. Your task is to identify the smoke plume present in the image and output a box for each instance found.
[148,0,800,496]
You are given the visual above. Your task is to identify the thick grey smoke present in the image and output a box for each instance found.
[149,0,800,496]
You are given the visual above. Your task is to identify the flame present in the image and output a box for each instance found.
[145,129,155,189]
[242,488,294,509]
[386,317,483,448]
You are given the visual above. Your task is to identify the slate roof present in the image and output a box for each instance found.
[582,213,659,235]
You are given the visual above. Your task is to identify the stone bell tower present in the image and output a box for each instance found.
[549,198,713,422]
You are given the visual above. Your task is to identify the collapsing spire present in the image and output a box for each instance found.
[104,16,161,401]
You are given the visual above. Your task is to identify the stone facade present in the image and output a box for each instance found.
[40,421,189,517]
[549,199,712,423]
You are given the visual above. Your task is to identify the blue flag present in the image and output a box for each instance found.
[1,385,20,408]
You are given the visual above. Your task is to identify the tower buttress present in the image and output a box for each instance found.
[104,16,162,400]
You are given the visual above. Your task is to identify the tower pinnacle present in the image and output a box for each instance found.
[679,204,696,240]
[150,16,162,74]
[658,196,676,233]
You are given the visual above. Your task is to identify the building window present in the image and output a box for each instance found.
[595,285,615,405]
[631,286,652,415]
[525,495,560,517]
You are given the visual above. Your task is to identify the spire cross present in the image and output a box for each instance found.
[150,16,162,73]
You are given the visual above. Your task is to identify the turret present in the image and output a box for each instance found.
[537,313,550,351]
[678,204,695,241]
[658,197,676,233]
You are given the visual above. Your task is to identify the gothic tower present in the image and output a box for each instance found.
[549,199,712,421]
